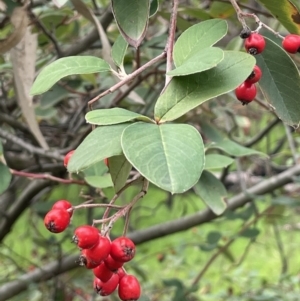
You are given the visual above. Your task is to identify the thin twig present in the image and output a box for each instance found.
[164,0,178,87]
[11,169,86,185]
[88,52,166,107]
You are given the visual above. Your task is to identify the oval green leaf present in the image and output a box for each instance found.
[194,170,227,215]
[112,0,150,48]
[205,154,234,170]
[85,108,153,125]
[173,19,228,66]
[68,123,130,172]
[111,35,128,68]
[31,56,111,95]
[155,51,255,123]
[257,0,300,34]
[256,37,300,126]
[121,122,205,194]
[167,47,224,77]
[108,154,132,193]
[0,162,12,195]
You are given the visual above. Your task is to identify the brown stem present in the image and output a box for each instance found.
[11,169,86,185]
[165,0,179,87]
[88,52,166,107]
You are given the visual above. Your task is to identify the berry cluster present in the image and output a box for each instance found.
[42,151,141,300]
[235,32,265,105]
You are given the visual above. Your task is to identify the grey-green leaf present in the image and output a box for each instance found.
[109,154,132,193]
[167,47,224,77]
[31,56,111,95]
[194,170,227,215]
[112,0,150,48]
[256,37,300,126]
[85,108,153,125]
[205,154,234,169]
[173,19,228,66]
[68,124,130,172]
[121,122,205,194]
[155,51,255,122]
[111,35,128,68]
[0,163,12,194]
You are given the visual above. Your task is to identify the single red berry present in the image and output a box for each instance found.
[63,150,75,167]
[93,274,119,296]
[44,209,70,233]
[84,236,111,265]
[77,249,101,269]
[244,33,266,55]
[93,262,113,282]
[282,34,300,53]
[245,65,262,84]
[118,275,141,301]
[110,237,136,263]
[52,200,73,217]
[73,225,100,249]
[235,82,257,105]
[104,158,109,166]
[104,254,124,271]
[117,268,126,280]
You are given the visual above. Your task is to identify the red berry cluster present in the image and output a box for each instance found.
[282,34,300,54]
[235,32,265,105]
[44,151,141,300]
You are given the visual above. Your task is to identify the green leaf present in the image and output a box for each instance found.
[0,140,3,156]
[240,228,260,238]
[85,108,153,125]
[194,170,227,215]
[108,155,132,193]
[206,231,222,244]
[112,0,150,48]
[0,163,12,194]
[149,0,159,17]
[154,51,255,123]
[257,0,300,34]
[111,35,128,68]
[173,19,228,66]
[167,47,224,76]
[68,124,130,172]
[31,56,111,95]
[121,122,205,194]
[204,154,234,169]
[85,174,113,189]
[256,37,300,126]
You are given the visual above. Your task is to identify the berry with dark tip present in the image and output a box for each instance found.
[44,209,70,233]
[244,33,266,55]
[110,237,136,263]
[235,82,257,105]
[282,34,300,53]
[245,65,262,84]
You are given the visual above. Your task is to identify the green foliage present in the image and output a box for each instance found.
[121,122,205,193]
[204,154,234,170]
[256,37,300,126]
[258,0,300,34]
[111,0,150,48]
[111,35,128,67]
[0,162,11,194]
[30,56,111,95]
[155,51,255,122]
[194,170,227,215]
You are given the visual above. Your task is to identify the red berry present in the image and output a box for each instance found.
[235,82,257,105]
[104,158,109,166]
[73,225,100,249]
[282,34,300,53]
[52,200,73,217]
[77,249,100,269]
[84,236,111,265]
[117,268,126,280]
[104,254,124,271]
[110,237,136,263]
[244,33,266,55]
[64,150,75,167]
[44,209,70,233]
[118,275,141,301]
[93,274,119,296]
[245,65,262,84]
[93,262,113,282]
